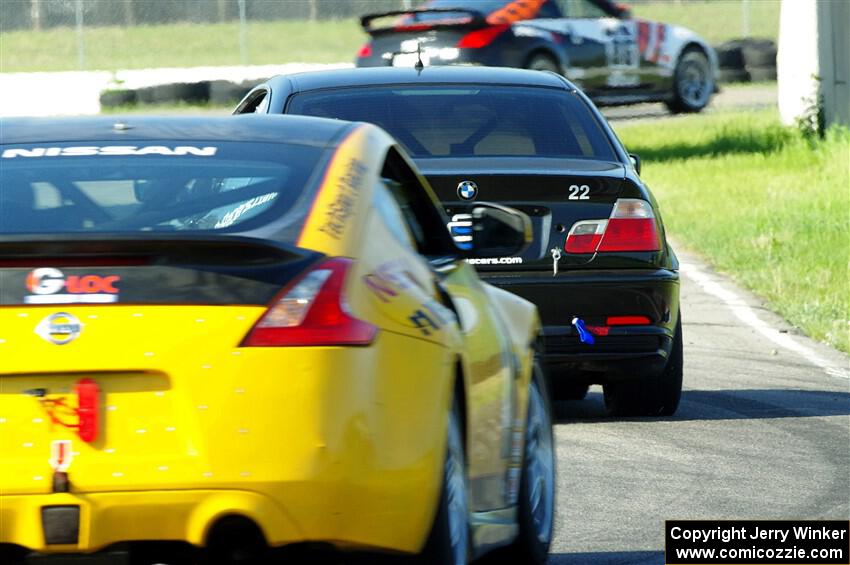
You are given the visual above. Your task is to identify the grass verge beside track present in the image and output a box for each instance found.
[0,19,363,72]
[615,111,849,353]
[631,0,779,45]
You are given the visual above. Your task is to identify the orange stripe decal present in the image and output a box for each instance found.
[486,0,547,24]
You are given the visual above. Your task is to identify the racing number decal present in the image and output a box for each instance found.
[609,24,638,69]
[568,184,590,200]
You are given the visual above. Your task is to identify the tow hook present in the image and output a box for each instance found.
[572,317,595,345]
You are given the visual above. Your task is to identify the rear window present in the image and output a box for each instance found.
[0,141,323,237]
[287,86,616,161]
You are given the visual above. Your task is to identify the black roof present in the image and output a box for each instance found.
[0,114,355,147]
[273,66,576,93]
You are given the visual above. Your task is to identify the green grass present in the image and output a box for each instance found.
[614,111,849,353]
[0,1,778,72]
[0,19,365,72]
[632,0,780,44]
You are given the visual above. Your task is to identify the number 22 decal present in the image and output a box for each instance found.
[568,184,590,200]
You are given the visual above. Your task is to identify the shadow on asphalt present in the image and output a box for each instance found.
[254,549,664,565]
[554,389,850,423]
[545,550,664,564]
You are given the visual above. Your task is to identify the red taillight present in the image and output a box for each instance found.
[75,378,100,443]
[597,219,660,252]
[357,42,373,58]
[565,199,660,254]
[394,23,434,32]
[606,316,651,326]
[457,24,510,48]
[564,220,607,253]
[242,257,377,347]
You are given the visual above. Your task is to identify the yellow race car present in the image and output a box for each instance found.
[0,115,555,565]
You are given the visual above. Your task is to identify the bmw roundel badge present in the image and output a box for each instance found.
[457,180,478,201]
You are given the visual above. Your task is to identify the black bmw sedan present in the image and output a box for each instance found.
[236,66,682,417]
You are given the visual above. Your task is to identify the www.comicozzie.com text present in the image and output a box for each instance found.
[670,525,848,544]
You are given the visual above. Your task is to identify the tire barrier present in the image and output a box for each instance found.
[100,79,260,109]
[97,37,778,109]
[715,38,777,84]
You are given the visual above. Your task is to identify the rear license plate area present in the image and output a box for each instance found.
[41,505,79,545]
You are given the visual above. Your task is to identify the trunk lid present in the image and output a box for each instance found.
[0,235,319,495]
[419,157,628,271]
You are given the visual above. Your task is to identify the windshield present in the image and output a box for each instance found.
[288,85,616,161]
[0,141,323,237]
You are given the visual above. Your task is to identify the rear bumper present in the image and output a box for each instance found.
[0,489,296,554]
[0,476,429,556]
[481,268,680,382]
[0,330,450,556]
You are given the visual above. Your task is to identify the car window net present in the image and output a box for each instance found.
[288,86,616,160]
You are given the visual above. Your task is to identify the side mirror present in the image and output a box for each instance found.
[629,153,641,175]
[458,202,532,258]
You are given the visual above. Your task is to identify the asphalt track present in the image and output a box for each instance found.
[546,90,849,563]
[284,249,848,565]
[10,82,846,564]
[546,247,849,564]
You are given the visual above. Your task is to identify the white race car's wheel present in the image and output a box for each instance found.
[666,49,714,113]
[526,53,561,74]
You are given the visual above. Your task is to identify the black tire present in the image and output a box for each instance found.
[138,82,210,105]
[551,380,589,401]
[718,68,751,84]
[665,49,714,114]
[525,53,561,74]
[602,381,643,417]
[603,315,683,417]
[413,397,471,565]
[716,42,745,70]
[746,66,777,82]
[208,80,252,105]
[99,89,137,108]
[741,39,777,67]
[487,360,555,564]
[655,315,683,416]
[201,516,268,565]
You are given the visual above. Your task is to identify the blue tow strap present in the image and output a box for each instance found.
[572,317,595,345]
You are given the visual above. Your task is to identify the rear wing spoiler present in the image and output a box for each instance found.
[360,8,487,36]
[0,234,320,267]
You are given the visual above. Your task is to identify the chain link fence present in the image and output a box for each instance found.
[1,0,426,31]
[0,0,778,72]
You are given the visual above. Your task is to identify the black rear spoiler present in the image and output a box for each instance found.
[0,234,320,267]
[360,8,487,36]
[0,234,326,305]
